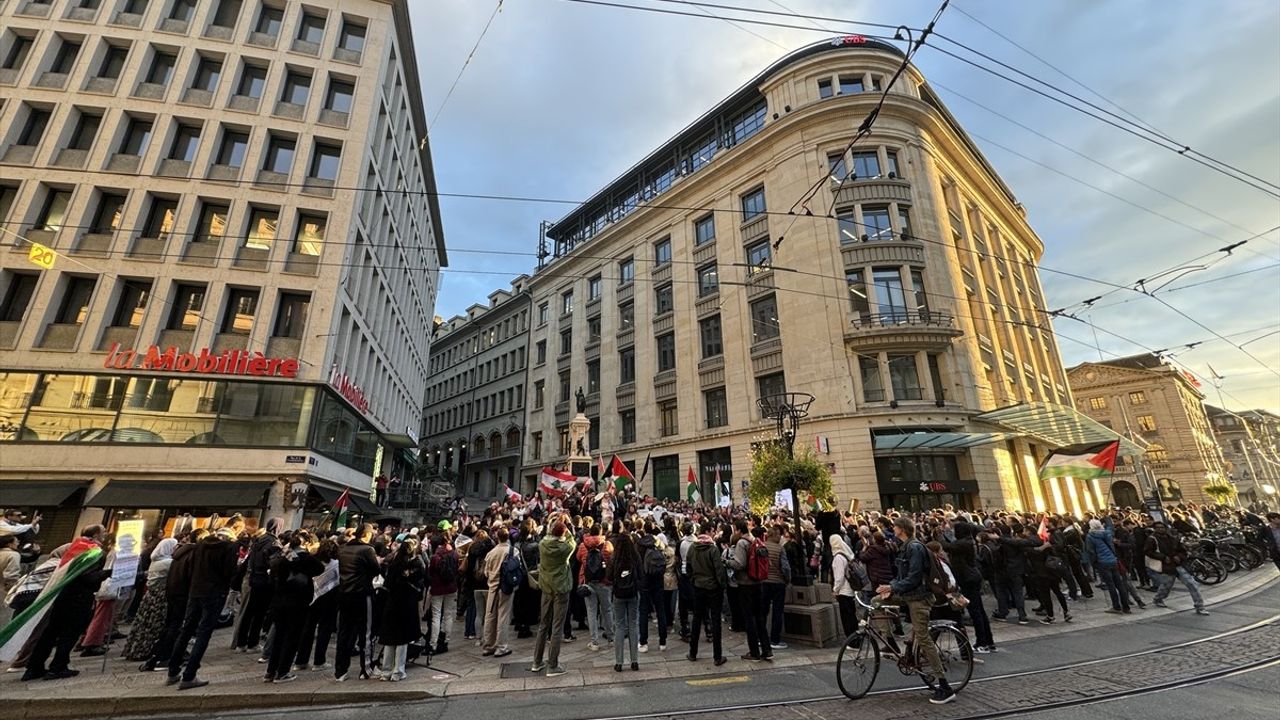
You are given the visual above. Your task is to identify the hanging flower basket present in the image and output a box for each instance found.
[1201,481,1236,503]
[747,441,833,516]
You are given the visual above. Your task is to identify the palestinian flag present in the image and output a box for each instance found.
[610,455,634,492]
[637,453,652,493]
[685,466,701,503]
[504,484,524,503]
[1039,440,1120,480]
[0,538,104,661]
[332,488,351,530]
[539,467,578,496]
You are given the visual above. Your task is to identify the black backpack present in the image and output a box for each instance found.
[613,566,638,599]
[643,547,666,583]
[585,545,606,584]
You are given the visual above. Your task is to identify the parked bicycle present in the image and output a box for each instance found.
[836,593,974,700]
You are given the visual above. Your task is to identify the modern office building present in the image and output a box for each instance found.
[1206,405,1280,510]
[0,0,445,544]
[519,36,1121,513]
[421,276,531,503]
[1068,354,1227,506]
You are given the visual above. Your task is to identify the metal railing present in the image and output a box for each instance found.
[852,310,955,329]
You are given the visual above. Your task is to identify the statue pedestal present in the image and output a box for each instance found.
[566,413,592,478]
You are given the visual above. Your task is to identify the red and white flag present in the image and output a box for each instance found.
[504,484,524,503]
[539,467,578,497]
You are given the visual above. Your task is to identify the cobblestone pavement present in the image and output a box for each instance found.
[3,567,1275,719]
[637,622,1280,720]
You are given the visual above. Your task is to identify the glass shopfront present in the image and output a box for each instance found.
[875,454,979,511]
[0,370,378,476]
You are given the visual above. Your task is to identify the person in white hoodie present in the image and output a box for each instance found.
[829,534,863,639]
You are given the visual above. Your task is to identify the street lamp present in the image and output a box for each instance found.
[758,392,816,554]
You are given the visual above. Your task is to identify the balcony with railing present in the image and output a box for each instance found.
[845,310,962,351]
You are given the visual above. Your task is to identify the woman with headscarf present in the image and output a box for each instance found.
[264,531,324,683]
[829,534,861,639]
[123,538,178,661]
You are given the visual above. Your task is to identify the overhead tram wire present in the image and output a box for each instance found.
[672,0,790,50]
[429,0,504,130]
[928,30,1280,195]
[922,40,1280,199]
[557,0,908,40]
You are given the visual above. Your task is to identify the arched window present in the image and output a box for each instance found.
[1157,478,1182,501]
[473,436,485,455]
[506,428,520,450]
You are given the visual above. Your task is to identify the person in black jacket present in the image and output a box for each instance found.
[333,523,381,681]
[378,537,426,681]
[235,518,283,652]
[263,531,324,683]
[942,523,994,652]
[166,528,239,689]
[987,524,1039,624]
[22,526,109,681]
[140,529,207,672]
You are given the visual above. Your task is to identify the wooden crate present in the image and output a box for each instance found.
[780,602,841,648]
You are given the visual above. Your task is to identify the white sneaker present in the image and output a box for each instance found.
[638,644,648,653]
[587,642,601,651]
[658,644,666,652]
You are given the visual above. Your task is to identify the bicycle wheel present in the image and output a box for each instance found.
[1218,550,1242,573]
[1237,545,1264,570]
[1188,557,1225,585]
[917,624,975,693]
[836,631,880,700]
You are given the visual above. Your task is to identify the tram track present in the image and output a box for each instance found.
[598,613,1280,720]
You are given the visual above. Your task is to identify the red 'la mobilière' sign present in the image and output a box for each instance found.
[102,343,301,379]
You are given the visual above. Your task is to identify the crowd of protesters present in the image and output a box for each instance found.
[1,489,1277,693]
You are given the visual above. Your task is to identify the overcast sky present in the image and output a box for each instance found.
[409,0,1280,412]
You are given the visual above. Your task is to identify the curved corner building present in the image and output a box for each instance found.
[514,37,1126,514]
[0,0,445,542]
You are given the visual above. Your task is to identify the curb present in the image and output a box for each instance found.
[14,688,434,720]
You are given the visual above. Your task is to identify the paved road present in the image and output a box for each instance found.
[185,581,1279,720]
[1017,663,1280,720]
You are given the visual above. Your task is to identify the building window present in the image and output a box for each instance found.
[863,205,893,241]
[745,239,772,275]
[2,34,33,71]
[294,213,325,255]
[839,74,864,94]
[220,288,258,334]
[655,283,674,315]
[561,289,573,315]
[255,5,284,35]
[297,12,326,43]
[325,78,354,113]
[847,270,870,317]
[193,202,228,243]
[1129,391,1147,405]
[17,108,51,147]
[168,123,201,162]
[1088,396,1107,410]
[168,283,204,330]
[119,117,152,156]
[192,56,222,92]
[309,142,341,180]
[97,44,128,79]
[757,373,786,410]
[619,346,635,383]
[236,63,268,98]
[695,215,716,245]
[888,354,923,400]
[1137,415,1158,433]
[89,192,126,234]
[281,71,311,105]
[35,189,71,231]
[51,39,82,75]
[656,332,676,372]
[587,316,601,342]
[0,186,15,225]
[851,151,880,179]
[145,50,176,85]
[558,372,571,403]
[697,263,719,296]
[530,379,545,409]
[559,328,572,356]
[749,294,779,342]
[244,206,277,249]
[659,400,678,436]
[828,152,848,181]
[586,360,600,393]
[886,150,901,178]
[108,280,149,328]
[0,272,38,323]
[620,410,636,444]
[872,267,907,320]
[705,387,728,428]
[141,197,177,238]
[54,276,96,325]
[618,300,634,330]
[859,356,884,402]
[699,315,723,359]
[654,237,672,265]
[537,302,548,326]
[338,20,367,55]
[272,292,309,338]
[741,187,766,220]
[263,135,295,174]
[897,206,913,240]
[1145,444,1168,463]
[535,339,546,364]
[531,431,543,460]
[588,275,602,300]
[65,110,101,152]
[212,128,247,166]
[619,257,634,284]
[212,0,242,28]
[817,78,833,98]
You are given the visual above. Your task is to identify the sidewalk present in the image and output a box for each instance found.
[8,567,1276,720]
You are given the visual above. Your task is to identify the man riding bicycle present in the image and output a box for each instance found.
[875,516,957,705]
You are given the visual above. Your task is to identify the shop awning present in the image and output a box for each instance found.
[86,481,271,509]
[0,481,90,507]
[973,402,1144,456]
[351,493,380,514]
[384,433,417,449]
[873,431,1013,452]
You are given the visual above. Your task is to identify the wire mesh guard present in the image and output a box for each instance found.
[757,392,815,420]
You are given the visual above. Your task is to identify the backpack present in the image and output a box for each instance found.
[499,544,526,595]
[844,554,871,591]
[643,547,666,582]
[923,544,951,603]
[585,545,607,584]
[1044,554,1068,578]
[747,538,770,582]
[433,549,458,586]
[780,549,793,584]
[613,565,638,599]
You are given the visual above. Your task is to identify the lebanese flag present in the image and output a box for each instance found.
[539,467,578,496]
[1039,441,1120,480]
[685,467,701,503]
[610,455,634,492]
[598,453,607,476]
[1037,515,1050,542]
[332,488,351,529]
[504,484,524,503]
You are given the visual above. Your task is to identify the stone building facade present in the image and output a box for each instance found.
[1206,405,1280,510]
